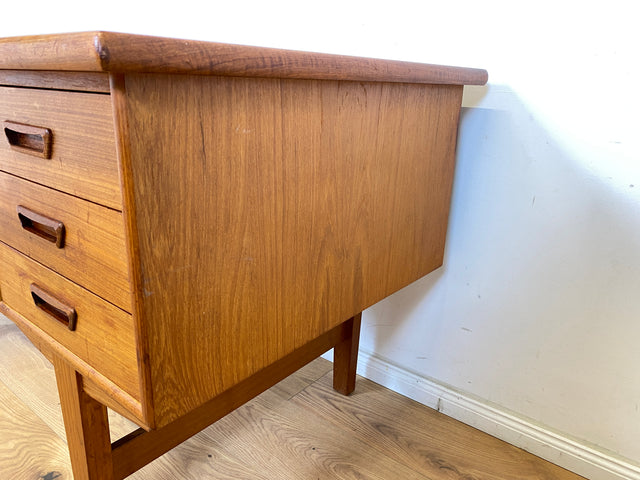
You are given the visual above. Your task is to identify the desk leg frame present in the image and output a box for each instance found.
[54,315,361,480]
[54,356,114,480]
[332,313,362,395]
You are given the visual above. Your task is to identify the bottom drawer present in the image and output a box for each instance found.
[0,242,140,399]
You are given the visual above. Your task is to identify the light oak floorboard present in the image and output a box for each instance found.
[0,316,584,479]
[0,321,137,443]
[295,374,581,480]
[0,376,72,479]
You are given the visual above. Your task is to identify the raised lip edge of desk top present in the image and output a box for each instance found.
[0,31,487,85]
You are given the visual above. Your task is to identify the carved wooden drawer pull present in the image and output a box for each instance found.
[17,205,66,248]
[3,120,53,159]
[30,283,78,331]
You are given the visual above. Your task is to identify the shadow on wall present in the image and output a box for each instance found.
[362,84,640,461]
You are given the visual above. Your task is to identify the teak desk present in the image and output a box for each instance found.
[0,32,487,479]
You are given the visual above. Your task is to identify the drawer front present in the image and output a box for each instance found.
[0,173,131,312]
[0,86,121,210]
[0,242,140,400]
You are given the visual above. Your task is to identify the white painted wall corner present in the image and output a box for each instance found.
[356,350,640,480]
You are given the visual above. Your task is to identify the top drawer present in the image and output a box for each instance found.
[0,86,121,210]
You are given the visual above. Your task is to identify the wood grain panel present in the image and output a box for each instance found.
[0,32,103,72]
[0,242,139,399]
[0,31,488,85]
[109,73,156,429]
[0,86,121,209]
[122,73,463,426]
[0,70,110,93]
[0,173,131,311]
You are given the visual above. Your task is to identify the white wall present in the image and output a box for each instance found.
[2,1,639,476]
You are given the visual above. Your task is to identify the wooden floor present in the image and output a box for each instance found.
[0,313,585,480]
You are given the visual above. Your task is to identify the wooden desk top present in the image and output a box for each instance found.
[0,31,487,85]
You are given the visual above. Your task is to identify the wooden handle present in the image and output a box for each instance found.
[3,120,53,159]
[30,284,78,331]
[17,205,65,248]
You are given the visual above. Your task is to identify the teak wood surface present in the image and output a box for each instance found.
[0,32,488,479]
[0,243,140,400]
[0,173,131,311]
[0,31,487,85]
[0,85,122,209]
[122,73,464,426]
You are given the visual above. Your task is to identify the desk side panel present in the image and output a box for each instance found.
[123,73,462,426]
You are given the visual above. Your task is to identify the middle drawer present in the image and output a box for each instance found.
[0,173,131,312]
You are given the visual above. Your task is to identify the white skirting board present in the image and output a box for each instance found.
[341,350,640,480]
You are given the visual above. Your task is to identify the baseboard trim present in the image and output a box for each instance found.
[355,350,640,480]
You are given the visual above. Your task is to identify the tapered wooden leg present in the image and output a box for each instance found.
[54,356,114,480]
[333,313,362,395]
